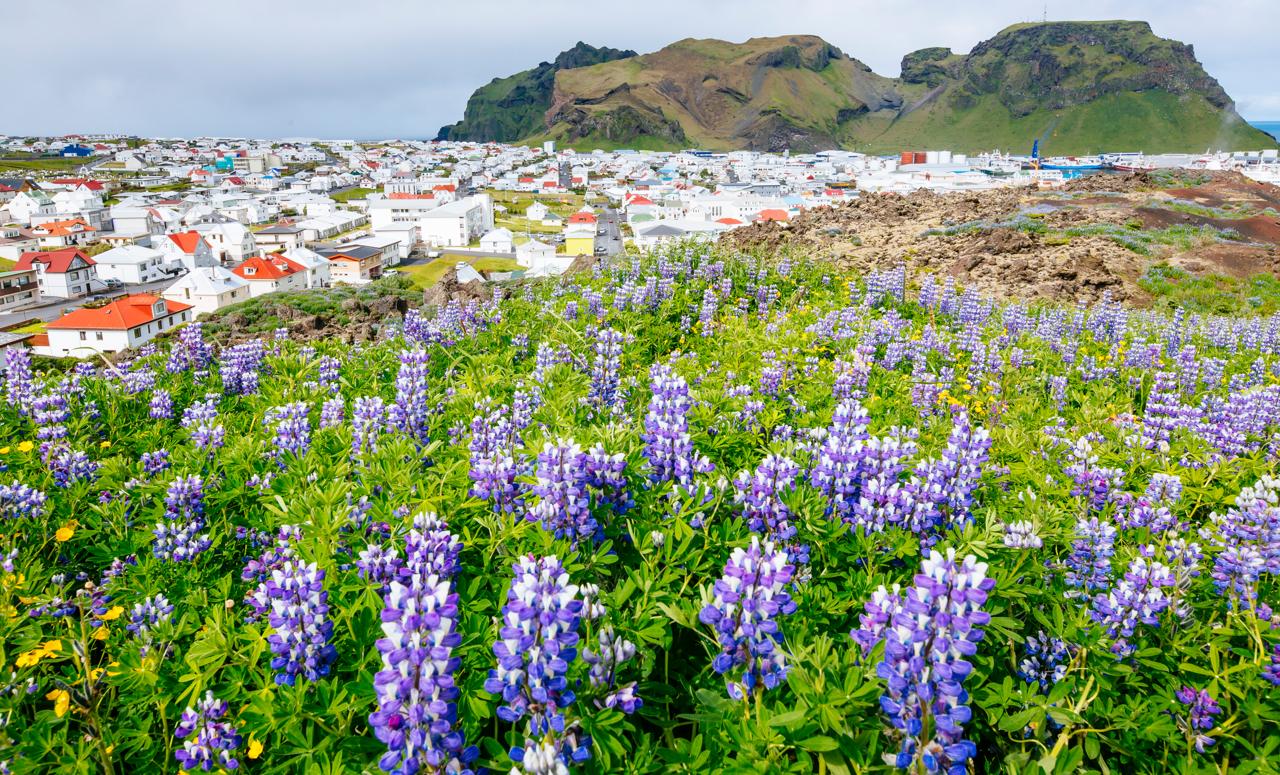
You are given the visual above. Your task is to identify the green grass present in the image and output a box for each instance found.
[399,257,467,288]
[0,258,15,271]
[1139,263,1280,315]
[0,156,93,173]
[330,187,376,203]
[202,275,419,336]
[11,320,46,334]
[926,215,1244,256]
[1156,199,1279,221]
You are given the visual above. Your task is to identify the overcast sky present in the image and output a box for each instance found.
[8,0,1278,139]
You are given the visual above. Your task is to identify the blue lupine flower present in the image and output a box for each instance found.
[149,389,173,420]
[699,536,797,700]
[153,476,210,562]
[257,560,336,686]
[853,548,994,774]
[0,481,46,520]
[265,402,311,466]
[733,454,800,541]
[642,364,714,494]
[1174,686,1221,752]
[390,348,432,445]
[1090,556,1172,657]
[484,554,590,770]
[174,691,242,771]
[1063,517,1116,595]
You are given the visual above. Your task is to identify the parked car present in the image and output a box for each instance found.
[103,279,124,289]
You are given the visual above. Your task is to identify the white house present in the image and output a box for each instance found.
[41,294,194,357]
[479,227,514,253]
[417,194,493,247]
[8,191,56,225]
[92,244,167,284]
[192,221,256,262]
[156,231,217,271]
[231,254,308,297]
[14,249,99,299]
[515,238,569,276]
[162,266,251,317]
[0,267,40,313]
[280,246,332,288]
[525,201,550,221]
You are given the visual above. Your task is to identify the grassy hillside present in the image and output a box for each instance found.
[451,21,1277,154]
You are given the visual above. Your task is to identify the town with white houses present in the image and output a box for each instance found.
[2,132,1279,357]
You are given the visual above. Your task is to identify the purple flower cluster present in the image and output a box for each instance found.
[853,549,994,775]
[265,402,311,465]
[529,440,628,547]
[3,348,34,414]
[391,348,432,445]
[810,399,872,521]
[1204,476,1280,612]
[1174,686,1221,753]
[0,480,46,520]
[181,397,225,454]
[1018,631,1074,691]
[582,625,642,714]
[141,449,170,477]
[485,555,590,771]
[1090,556,1172,657]
[319,396,344,429]
[256,560,336,685]
[174,690,242,771]
[587,327,624,418]
[153,476,211,562]
[369,512,474,773]
[467,400,525,515]
[908,410,991,540]
[352,396,389,462]
[1063,517,1116,595]
[699,536,797,700]
[127,594,173,656]
[221,340,266,395]
[166,322,214,377]
[149,389,173,420]
[48,448,98,489]
[733,454,801,540]
[642,364,714,494]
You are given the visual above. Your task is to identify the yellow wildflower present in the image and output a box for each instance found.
[16,640,62,667]
[17,441,33,453]
[99,440,112,449]
[92,627,109,641]
[100,605,123,622]
[46,688,70,718]
[248,737,264,760]
[0,447,9,454]
[55,522,77,542]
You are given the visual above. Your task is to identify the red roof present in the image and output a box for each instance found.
[167,231,205,254]
[542,181,558,188]
[568,211,597,224]
[755,209,790,222]
[16,248,95,273]
[518,177,534,183]
[389,192,434,200]
[716,217,744,225]
[627,195,654,207]
[232,255,303,281]
[50,178,105,191]
[31,219,95,237]
[48,294,191,331]
[433,184,456,192]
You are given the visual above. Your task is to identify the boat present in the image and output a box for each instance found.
[1038,156,1106,171]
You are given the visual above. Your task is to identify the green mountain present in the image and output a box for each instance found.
[436,42,637,142]
[443,22,1273,154]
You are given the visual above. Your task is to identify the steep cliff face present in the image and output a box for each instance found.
[435,42,636,142]
[443,22,1274,154]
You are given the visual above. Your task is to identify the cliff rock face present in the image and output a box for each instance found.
[443,22,1272,154]
[436,42,636,142]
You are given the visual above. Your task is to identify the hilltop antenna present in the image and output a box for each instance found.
[1043,4,1047,22]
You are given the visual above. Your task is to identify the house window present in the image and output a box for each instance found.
[132,327,141,337]
[95,332,103,341]
[79,332,86,340]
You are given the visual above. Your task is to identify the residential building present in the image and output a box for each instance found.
[41,294,193,357]
[0,267,40,313]
[280,247,331,288]
[479,227,514,253]
[253,224,305,252]
[30,218,97,248]
[417,194,493,247]
[8,190,56,225]
[162,266,251,317]
[192,221,256,262]
[563,223,596,256]
[231,255,308,297]
[93,244,168,284]
[15,249,98,298]
[315,245,382,285]
[156,230,217,271]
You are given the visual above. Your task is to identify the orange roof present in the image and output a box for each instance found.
[716,217,744,225]
[568,211,596,224]
[48,294,192,331]
[32,218,95,237]
[16,248,95,273]
[755,209,789,222]
[232,254,303,281]
[627,195,654,206]
[167,231,205,254]
[432,184,456,192]
[388,192,433,200]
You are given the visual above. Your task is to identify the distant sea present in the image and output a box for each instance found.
[1251,121,1280,138]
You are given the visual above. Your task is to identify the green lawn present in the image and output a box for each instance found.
[488,189,584,219]
[331,187,376,203]
[0,156,94,173]
[11,320,46,334]
[0,258,15,271]
[398,256,524,289]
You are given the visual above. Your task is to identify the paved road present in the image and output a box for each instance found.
[0,274,184,327]
[597,207,624,256]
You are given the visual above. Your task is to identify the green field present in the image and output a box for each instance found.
[331,187,376,203]
[399,256,524,288]
[0,156,94,173]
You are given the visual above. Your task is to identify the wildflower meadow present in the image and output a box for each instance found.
[1,250,1278,774]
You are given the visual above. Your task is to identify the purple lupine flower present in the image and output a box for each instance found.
[242,525,304,620]
[153,476,210,562]
[317,356,341,394]
[587,327,625,418]
[390,348,432,446]
[850,431,920,535]
[352,396,388,462]
[174,691,242,772]
[1063,517,1116,595]
[165,322,214,377]
[265,402,310,465]
[582,625,641,714]
[1141,371,1184,451]
[1091,556,1173,657]
[529,439,597,547]
[1018,632,1075,691]
[4,348,35,414]
[1174,687,1221,753]
[699,536,797,700]
[318,396,344,429]
[32,392,69,448]
[220,340,267,395]
[698,288,718,337]
[149,389,173,420]
[0,481,46,520]
[642,364,714,493]
[811,399,871,521]
[127,594,173,656]
[356,542,402,591]
[1001,521,1043,549]
[48,448,98,489]
[181,397,225,454]
[1263,643,1280,687]
[257,560,336,685]
[467,400,526,515]
[484,555,590,771]
[733,454,800,541]
[370,516,476,774]
[908,409,991,540]
[141,449,170,477]
[583,443,631,515]
[1204,476,1280,612]
[854,549,994,775]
